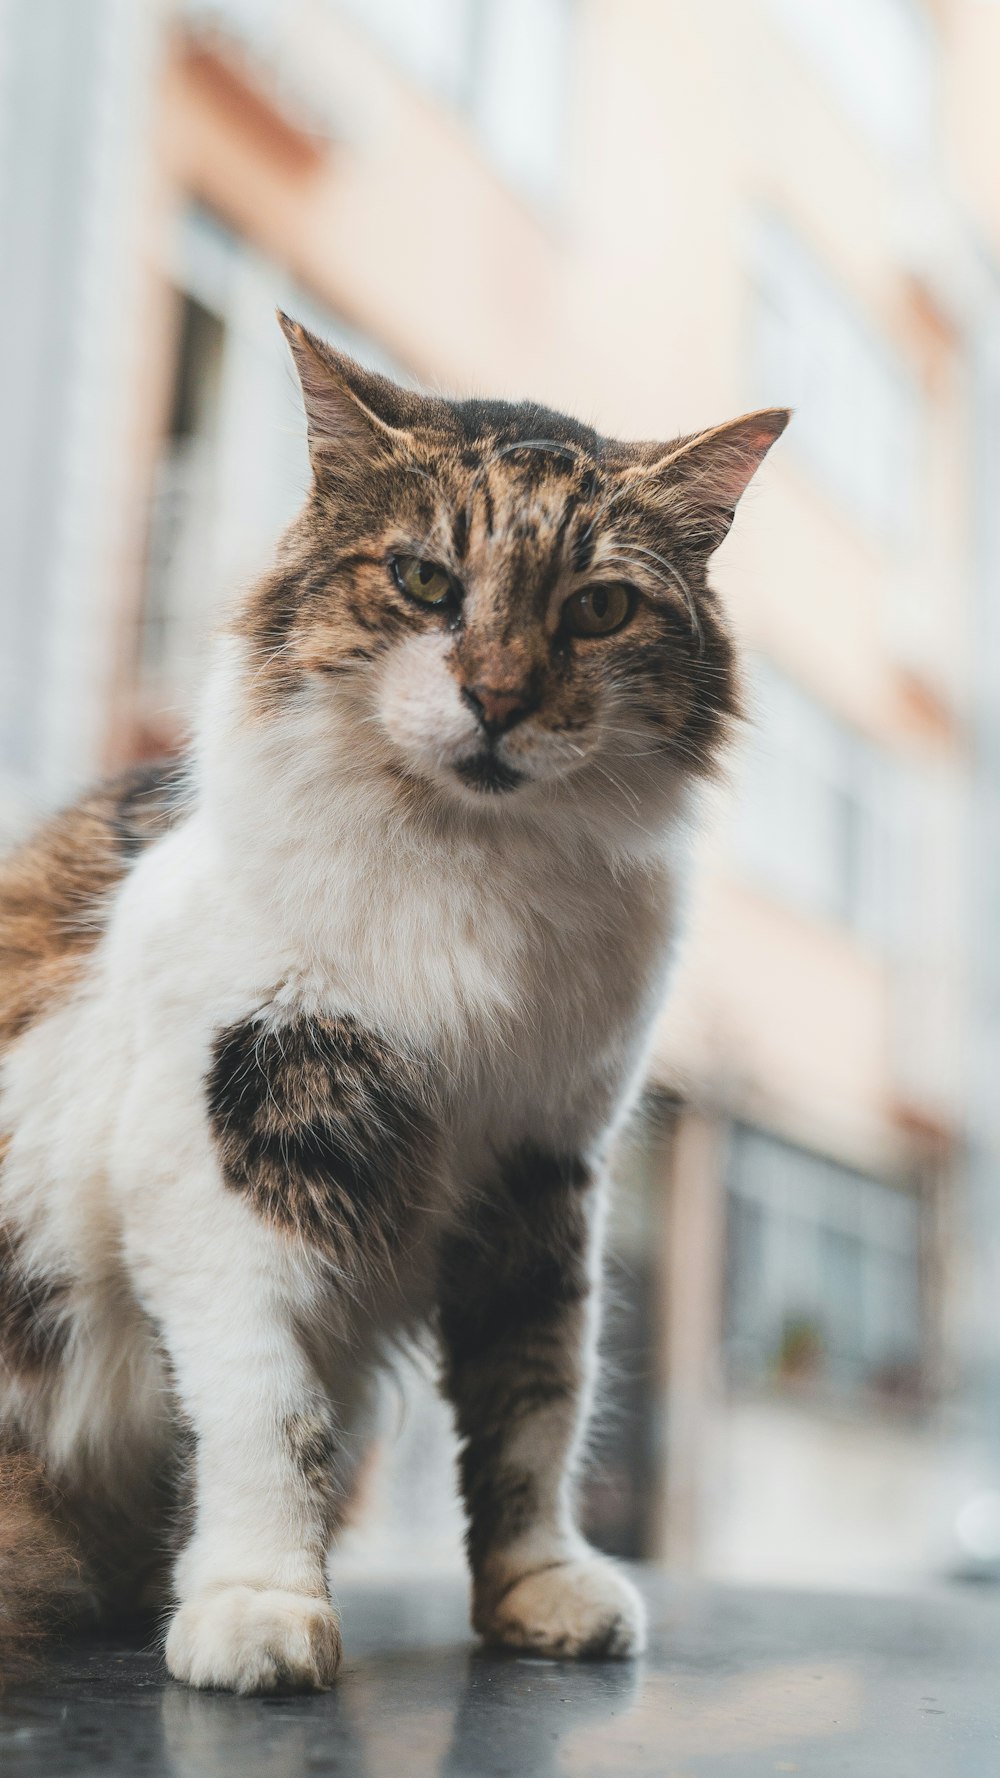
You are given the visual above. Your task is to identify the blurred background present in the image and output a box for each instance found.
[4,0,1000,1595]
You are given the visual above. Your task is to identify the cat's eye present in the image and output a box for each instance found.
[391,554,457,609]
[562,582,634,638]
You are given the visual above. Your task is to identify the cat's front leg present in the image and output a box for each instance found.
[140,1190,345,1694]
[438,1148,646,1660]
[137,1009,435,1693]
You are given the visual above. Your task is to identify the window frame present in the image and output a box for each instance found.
[724,1121,930,1410]
[746,211,923,546]
[730,655,904,952]
[763,0,935,160]
[333,0,575,210]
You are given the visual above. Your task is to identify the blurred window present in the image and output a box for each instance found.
[142,293,226,692]
[335,0,573,206]
[725,1123,925,1400]
[182,0,287,46]
[140,203,394,729]
[731,657,903,950]
[468,0,573,206]
[764,0,934,158]
[336,0,476,103]
[749,213,921,543]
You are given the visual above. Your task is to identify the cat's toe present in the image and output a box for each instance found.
[476,1557,646,1660]
[165,1586,342,1693]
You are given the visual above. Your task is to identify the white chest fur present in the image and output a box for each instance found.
[59,640,694,1211]
[185,659,694,1140]
[114,799,680,1158]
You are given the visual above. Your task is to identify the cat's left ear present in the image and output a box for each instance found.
[644,408,790,553]
[277,311,415,471]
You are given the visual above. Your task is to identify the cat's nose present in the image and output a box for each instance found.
[462,682,533,737]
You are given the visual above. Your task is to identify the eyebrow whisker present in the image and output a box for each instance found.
[597,545,704,654]
[491,438,582,464]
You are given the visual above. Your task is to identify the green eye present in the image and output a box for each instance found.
[392,555,456,608]
[563,583,634,637]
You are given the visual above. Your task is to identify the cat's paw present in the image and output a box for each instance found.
[476,1557,646,1660]
[165,1586,342,1693]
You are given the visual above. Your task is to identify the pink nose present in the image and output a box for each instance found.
[462,683,532,736]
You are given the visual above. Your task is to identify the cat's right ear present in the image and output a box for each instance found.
[640,408,790,554]
[277,312,414,471]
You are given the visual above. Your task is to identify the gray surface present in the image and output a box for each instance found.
[2,1570,1000,1776]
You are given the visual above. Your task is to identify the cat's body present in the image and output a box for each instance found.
[0,320,786,1691]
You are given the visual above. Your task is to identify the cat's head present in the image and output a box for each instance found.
[236,316,787,833]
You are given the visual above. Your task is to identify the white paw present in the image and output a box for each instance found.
[165,1586,342,1694]
[477,1557,646,1660]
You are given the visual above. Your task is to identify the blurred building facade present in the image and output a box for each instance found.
[3,0,1000,1587]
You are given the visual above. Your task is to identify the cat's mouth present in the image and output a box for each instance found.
[453,750,525,795]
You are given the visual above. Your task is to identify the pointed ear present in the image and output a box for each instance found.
[645,408,790,554]
[277,311,415,471]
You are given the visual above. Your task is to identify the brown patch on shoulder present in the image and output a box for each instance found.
[0,760,187,1055]
[206,1014,439,1275]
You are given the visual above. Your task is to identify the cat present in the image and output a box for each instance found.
[0,313,786,1692]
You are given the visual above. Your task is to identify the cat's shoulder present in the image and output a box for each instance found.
[0,760,189,1052]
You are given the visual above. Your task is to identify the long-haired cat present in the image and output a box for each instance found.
[0,316,786,1691]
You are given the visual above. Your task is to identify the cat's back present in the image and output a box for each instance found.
[0,761,187,1057]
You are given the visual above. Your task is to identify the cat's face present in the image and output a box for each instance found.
[239,319,787,824]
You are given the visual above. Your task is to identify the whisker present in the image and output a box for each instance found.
[599,545,704,653]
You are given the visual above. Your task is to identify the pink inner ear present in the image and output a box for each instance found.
[728,410,790,460]
[687,409,790,507]
[747,422,782,454]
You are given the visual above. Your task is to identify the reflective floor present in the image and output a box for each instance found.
[2,1571,999,1777]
